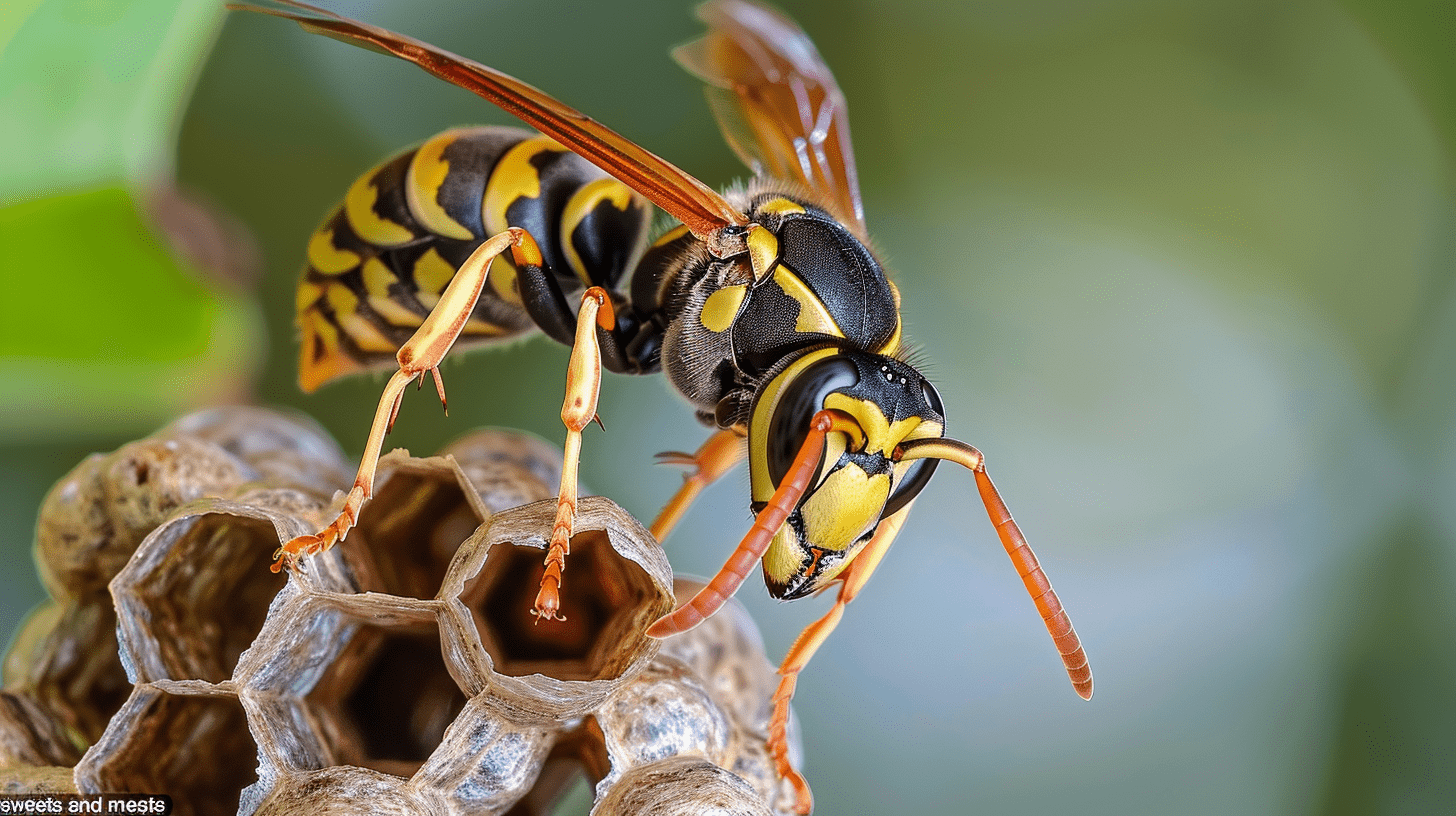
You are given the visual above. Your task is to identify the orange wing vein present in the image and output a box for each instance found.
[230,0,748,239]
[674,0,867,235]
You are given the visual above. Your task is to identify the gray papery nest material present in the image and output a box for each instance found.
[1,407,801,815]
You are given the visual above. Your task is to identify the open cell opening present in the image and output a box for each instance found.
[306,619,468,778]
[83,690,257,816]
[461,531,657,682]
[350,468,483,600]
[120,513,287,683]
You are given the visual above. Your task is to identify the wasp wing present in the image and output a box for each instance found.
[674,0,866,236]
[230,0,747,239]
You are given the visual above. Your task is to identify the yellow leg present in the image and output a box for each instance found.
[649,429,745,542]
[769,502,913,815]
[532,286,615,621]
[271,228,527,573]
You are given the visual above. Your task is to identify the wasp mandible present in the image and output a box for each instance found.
[234,1,1093,811]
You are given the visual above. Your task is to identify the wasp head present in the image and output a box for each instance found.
[747,347,943,599]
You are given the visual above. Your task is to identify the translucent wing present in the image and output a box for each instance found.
[675,0,867,235]
[230,0,748,239]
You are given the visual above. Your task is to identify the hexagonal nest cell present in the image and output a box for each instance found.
[114,507,292,684]
[6,408,349,759]
[344,453,489,601]
[309,616,467,777]
[4,599,130,752]
[2,408,803,815]
[464,528,656,681]
[78,686,258,816]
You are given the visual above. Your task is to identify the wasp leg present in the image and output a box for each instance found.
[516,258,661,376]
[532,287,616,622]
[646,410,861,637]
[271,228,529,573]
[500,232,663,619]
[649,429,745,542]
[769,503,912,815]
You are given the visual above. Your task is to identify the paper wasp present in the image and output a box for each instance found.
[235,1,1093,810]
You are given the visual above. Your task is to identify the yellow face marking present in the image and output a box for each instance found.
[324,283,396,353]
[773,266,844,337]
[561,177,638,286]
[306,224,360,274]
[799,464,891,553]
[746,223,778,281]
[406,130,475,241]
[761,468,882,591]
[762,523,803,587]
[903,418,943,446]
[361,258,423,328]
[758,197,806,218]
[748,347,841,503]
[700,284,747,333]
[824,393,940,457]
[345,165,414,247]
[412,247,456,308]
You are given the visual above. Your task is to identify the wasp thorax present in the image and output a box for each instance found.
[655,192,906,428]
[729,196,901,374]
[748,348,944,599]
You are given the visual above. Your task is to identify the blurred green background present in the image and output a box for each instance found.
[4,0,1455,813]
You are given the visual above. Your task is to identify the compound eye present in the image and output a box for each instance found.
[764,357,859,487]
[884,452,938,519]
[884,377,944,518]
[921,377,944,419]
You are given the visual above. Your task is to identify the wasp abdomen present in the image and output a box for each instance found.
[296,126,652,391]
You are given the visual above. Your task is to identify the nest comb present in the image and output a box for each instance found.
[1,407,802,815]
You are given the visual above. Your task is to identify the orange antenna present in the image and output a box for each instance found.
[896,438,1093,699]
[649,410,861,637]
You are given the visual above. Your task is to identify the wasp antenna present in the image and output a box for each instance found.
[895,437,1093,700]
[649,410,858,637]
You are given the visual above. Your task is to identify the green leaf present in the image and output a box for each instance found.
[0,0,224,202]
[0,187,259,439]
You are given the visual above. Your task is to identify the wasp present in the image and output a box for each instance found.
[236,1,1092,810]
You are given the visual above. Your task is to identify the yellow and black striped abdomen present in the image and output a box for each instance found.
[296,125,652,391]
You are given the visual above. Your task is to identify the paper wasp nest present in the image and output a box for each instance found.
[1,407,801,815]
